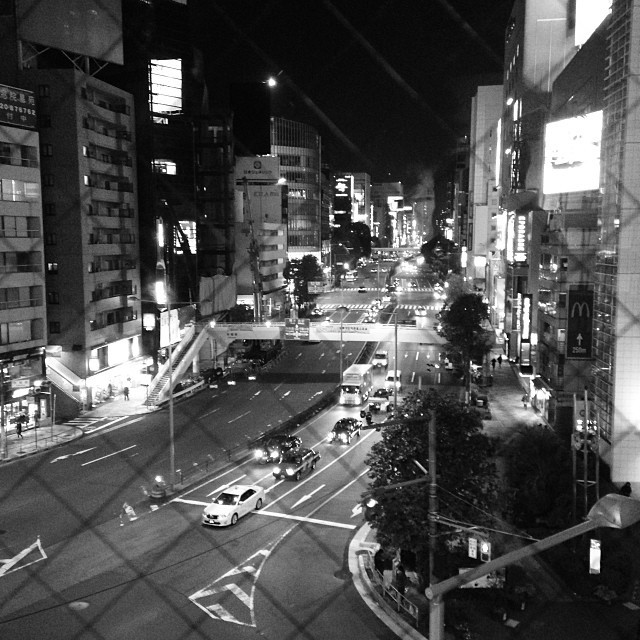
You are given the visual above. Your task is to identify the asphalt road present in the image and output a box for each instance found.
[0,268,448,639]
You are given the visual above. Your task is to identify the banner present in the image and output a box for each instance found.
[567,289,593,359]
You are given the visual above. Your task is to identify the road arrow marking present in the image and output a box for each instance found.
[50,447,97,463]
[189,548,271,627]
[291,484,325,509]
[351,504,363,518]
[281,390,291,399]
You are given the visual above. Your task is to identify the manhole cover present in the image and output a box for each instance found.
[68,602,90,611]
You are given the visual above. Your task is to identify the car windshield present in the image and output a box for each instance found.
[341,385,359,394]
[214,492,239,506]
[374,389,388,397]
[374,353,386,359]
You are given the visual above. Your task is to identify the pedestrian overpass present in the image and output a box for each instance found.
[145,319,445,406]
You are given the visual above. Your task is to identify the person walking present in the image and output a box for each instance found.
[15,417,23,439]
[497,355,503,368]
[491,358,497,371]
[123,386,130,401]
[522,394,528,409]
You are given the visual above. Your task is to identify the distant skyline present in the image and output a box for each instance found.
[193,0,511,191]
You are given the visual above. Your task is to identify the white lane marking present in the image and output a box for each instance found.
[252,390,261,397]
[228,411,251,424]
[281,390,291,398]
[0,538,47,577]
[173,498,209,506]
[415,352,419,361]
[84,416,129,434]
[207,475,247,497]
[201,407,221,418]
[81,445,137,466]
[291,484,325,509]
[50,448,97,463]
[257,511,356,530]
[97,416,145,436]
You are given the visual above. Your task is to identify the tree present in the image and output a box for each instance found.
[284,255,323,305]
[365,389,499,576]
[438,293,492,392]
[502,426,573,530]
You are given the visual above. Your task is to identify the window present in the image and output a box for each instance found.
[38,114,51,128]
[49,321,60,334]
[38,85,50,97]
[83,175,90,186]
[44,203,56,216]
[45,233,57,245]
[42,174,54,187]
[41,143,53,157]
[47,292,60,304]
[47,262,58,274]
[82,146,89,157]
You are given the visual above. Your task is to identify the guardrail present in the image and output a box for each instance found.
[360,550,421,629]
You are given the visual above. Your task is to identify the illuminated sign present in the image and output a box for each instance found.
[521,294,531,341]
[567,289,593,359]
[575,0,611,47]
[235,156,280,183]
[0,84,36,129]
[543,111,603,194]
[514,214,527,262]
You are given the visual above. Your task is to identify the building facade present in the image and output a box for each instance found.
[0,83,49,450]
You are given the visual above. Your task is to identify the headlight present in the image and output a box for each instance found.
[254,450,263,459]
[328,434,334,441]
[273,466,281,474]
[286,468,294,476]
[340,433,347,442]
[270,451,279,459]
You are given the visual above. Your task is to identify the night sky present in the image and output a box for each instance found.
[193,0,512,192]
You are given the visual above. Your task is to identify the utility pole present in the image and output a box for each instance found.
[428,412,438,585]
[243,178,263,323]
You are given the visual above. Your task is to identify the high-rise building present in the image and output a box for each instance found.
[271,117,322,260]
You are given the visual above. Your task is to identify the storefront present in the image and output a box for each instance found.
[1,350,50,436]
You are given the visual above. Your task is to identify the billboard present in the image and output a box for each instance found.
[16,0,123,65]
[235,157,280,184]
[543,111,603,194]
[0,84,36,129]
[567,289,593,359]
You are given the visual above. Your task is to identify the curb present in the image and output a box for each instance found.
[348,522,427,640]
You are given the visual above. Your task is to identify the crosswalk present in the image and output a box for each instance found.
[58,416,127,434]
[316,303,440,311]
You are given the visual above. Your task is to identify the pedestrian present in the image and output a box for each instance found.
[491,358,497,371]
[15,418,23,439]
[123,386,130,401]
[522,394,528,409]
[394,564,407,595]
[497,355,503,368]
[620,482,632,497]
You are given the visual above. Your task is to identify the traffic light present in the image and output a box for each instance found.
[480,540,491,562]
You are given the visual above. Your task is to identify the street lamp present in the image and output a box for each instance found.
[425,494,640,640]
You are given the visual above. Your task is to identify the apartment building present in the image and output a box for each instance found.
[0,84,49,447]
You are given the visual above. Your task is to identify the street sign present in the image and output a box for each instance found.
[468,537,478,559]
[284,319,310,341]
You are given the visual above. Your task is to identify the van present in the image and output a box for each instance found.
[384,369,402,392]
[372,350,388,368]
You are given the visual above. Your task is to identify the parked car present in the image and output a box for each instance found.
[202,484,264,527]
[369,387,393,413]
[252,434,302,464]
[329,417,362,444]
[273,447,320,481]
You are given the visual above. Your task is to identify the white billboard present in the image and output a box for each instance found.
[543,111,602,195]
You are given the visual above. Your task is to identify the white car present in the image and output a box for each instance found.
[202,484,265,527]
[372,350,388,368]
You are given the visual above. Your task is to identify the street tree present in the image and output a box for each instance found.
[284,255,323,305]
[438,293,492,392]
[502,425,573,530]
[365,389,499,577]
